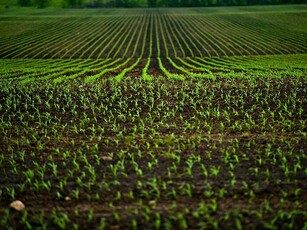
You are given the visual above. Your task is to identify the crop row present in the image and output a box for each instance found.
[0,10,306,78]
[0,53,306,83]
[1,12,306,59]
[0,10,306,80]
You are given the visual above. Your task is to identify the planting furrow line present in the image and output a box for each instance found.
[114,58,142,81]
[114,14,150,79]
[165,15,194,57]
[188,16,238,57]
[175,57,213,76]
[5,20,90,59]
[230,54,306,70]
[154,15,168,59]
[0,19,37,46]
[206,56,251,68]
[123,16,148,59]
[216,15,284,55]
[189,56,256,73]
[204,56,244,67]
[86,16,130,59]
[50,19,115,59]
[111,16,141,58]
[221,15,302,55]
[11,21,91,59]
[219,56,270,70]
[32,58,94,76]
[175,16,208,57]
[157,57,183,79]
[156,15,169,58]
[0,20,82,58]
[187,16,235,57]
[96,16,136,59]
[154,15,190,79]
[0,19,65,53]
[41,18,120,59]
[19,59,94,83]
[161,15,189,57]
[142,15,154,80]
[157,16,194,77]
[154,15,176,78]
[77,19,121,59]
[122,15,150,58]
[236,14,307,51]
[53,58,113,83]
[265,14,307,44]
[159,15,182,57]
[186,57,225,71]
[170,16,213,57]
[175,16,226,57]
[105,16,137,58]
[39,19,105,59]
[194,57,237,70]
[107,16,143,59]
[0,58,59,70]
[84,59,131,82]
[221,56,259,69]
[206,16,264,55]
[185,16,249,56]
[69,17,115,59]
[27,58,107,83]
[7,66,71,82]
[0,59,79,80]
[202,56,256,72]
[124,16,147,59]
[222,55,258,65]
[114,15,150,80]
[168,15,204,57]
[161,14,210,74]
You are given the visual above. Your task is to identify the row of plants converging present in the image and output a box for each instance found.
[0,7,306,81]
[0,54,306,83]
[1,14,306,59]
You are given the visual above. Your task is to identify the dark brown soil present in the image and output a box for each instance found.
[0,77,306,229]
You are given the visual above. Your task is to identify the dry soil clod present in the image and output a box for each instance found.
[9,200,25,211]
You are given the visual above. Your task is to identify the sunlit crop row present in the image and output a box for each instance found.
[1,9,306,59]
[0,53,306,83]
[1,7,306,80]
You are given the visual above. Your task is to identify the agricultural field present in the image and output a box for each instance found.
[0,4,307,230]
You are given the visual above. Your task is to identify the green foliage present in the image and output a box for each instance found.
[17,0,31,6]
[1,0,304,8]
[34,0,50,8]
[148,0,157,7]
[62,0,85,7]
